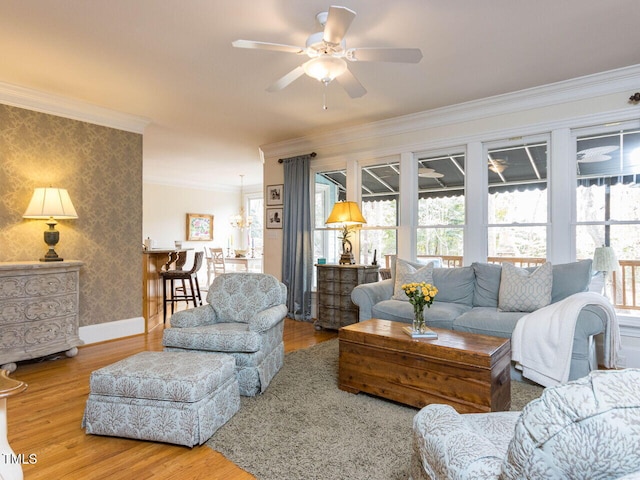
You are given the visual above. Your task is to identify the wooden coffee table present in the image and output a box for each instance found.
[338,319,511,413]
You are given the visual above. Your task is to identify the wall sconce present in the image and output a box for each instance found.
[23,187,78,262]
[325,201,366,265]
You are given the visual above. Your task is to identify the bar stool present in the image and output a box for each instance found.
[161,251,204,324]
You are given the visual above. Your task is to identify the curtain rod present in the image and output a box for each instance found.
[278,152,317,163]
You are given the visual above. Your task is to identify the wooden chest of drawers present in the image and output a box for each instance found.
[0,261,84,372]
[315,264,379,330]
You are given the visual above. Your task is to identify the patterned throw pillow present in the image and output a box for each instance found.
[498,262,553,312]
[391,258,434,301]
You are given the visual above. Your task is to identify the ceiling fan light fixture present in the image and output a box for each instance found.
[303,56,347,84]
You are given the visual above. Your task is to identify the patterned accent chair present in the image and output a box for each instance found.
[162,273,287,397]
[411,368,640,480]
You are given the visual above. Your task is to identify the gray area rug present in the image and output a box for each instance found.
[207,339,543,480]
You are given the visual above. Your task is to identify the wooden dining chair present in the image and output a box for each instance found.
[206,247,226,286]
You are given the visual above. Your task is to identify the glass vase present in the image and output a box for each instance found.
[413,305,426,334]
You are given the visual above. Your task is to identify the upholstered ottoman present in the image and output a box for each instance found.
[82,351,240,447]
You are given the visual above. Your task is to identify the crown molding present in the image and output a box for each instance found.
[0,81,150,133]
[261,64,640,160]
[143,174,241,193]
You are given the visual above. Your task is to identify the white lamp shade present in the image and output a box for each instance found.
[593,246,619,272]
[23,188,78,219]
[303,56,347,83]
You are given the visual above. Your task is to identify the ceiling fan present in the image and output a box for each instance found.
[418,167,444,178]
[232,5,423,98]
[577,146,618,163]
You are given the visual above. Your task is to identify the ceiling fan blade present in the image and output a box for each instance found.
[266,65,306,92]
[335,68,367,98]
[323,6,356,45]
[347,47,423,63]
[232,39,304,54]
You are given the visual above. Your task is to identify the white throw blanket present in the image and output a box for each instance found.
[511,292,621,387]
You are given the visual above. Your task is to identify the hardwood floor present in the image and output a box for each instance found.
[6,319,337,480]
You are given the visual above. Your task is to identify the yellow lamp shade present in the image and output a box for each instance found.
[325,201,366,225]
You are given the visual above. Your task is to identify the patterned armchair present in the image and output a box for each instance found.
[162,273,287,396]
[411,369,640,480]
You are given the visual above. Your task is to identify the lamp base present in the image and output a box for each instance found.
[41,222,63,262]
[339,252,355,265]
[41,248,63,262]
[40,258,64,262]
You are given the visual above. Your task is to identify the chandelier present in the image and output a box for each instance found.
[230,175,253,229]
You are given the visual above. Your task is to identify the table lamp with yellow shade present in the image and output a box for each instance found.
[23,187,78,262]
[325,201,366,265]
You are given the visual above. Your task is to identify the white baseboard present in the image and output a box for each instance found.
[79,317,145,345]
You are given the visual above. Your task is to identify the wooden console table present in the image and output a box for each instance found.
[339,319,511,413]
[0,261,84,372]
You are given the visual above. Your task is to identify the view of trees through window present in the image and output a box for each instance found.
[360,200,396,265]
[576,128,640,262]
[487,141,548,259]
[575,128,640,308]
[417,151,465,257]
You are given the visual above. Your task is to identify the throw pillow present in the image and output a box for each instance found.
[472,262,503,307]
[389,255,442,282]
[498,262,553,312]
[391,258,434,301]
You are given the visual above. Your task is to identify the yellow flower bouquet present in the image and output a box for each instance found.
[401,281,438,334]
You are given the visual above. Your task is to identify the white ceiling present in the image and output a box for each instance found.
[0,0,639,189]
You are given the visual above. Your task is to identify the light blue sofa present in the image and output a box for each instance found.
[351,260,607,381]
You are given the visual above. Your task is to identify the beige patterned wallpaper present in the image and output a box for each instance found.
[0,104,142,327]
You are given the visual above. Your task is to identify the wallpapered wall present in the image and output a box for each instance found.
[0,104,142,327]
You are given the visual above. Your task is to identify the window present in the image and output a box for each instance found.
[314,169,346,265]
[575,127,640,309]
[359,161,399,266]
[486,139,548,261]
[416,151,465,264]
[247,195,263,253]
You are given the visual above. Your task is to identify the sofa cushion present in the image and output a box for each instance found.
[498,262,553,312]
[432,266,475,306]
[472,262,502,307]
[501,369,640,480]
[549,259,593,303]
[453,307,526,338]
[162,323,262,353]
[391,259,434,301]
[372,299,470,330]
[88,351,236,402]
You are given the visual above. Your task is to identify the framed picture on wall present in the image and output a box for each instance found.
[266,184,283,206]
[186,213,214,241]
[266,208,283,229]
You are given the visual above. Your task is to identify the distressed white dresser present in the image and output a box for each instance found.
[0,261,84,372]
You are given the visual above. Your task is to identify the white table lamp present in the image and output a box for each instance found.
[593,246,619,301]
[23,187,78,262]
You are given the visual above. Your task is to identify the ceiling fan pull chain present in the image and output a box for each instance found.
[323,83,328,110]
